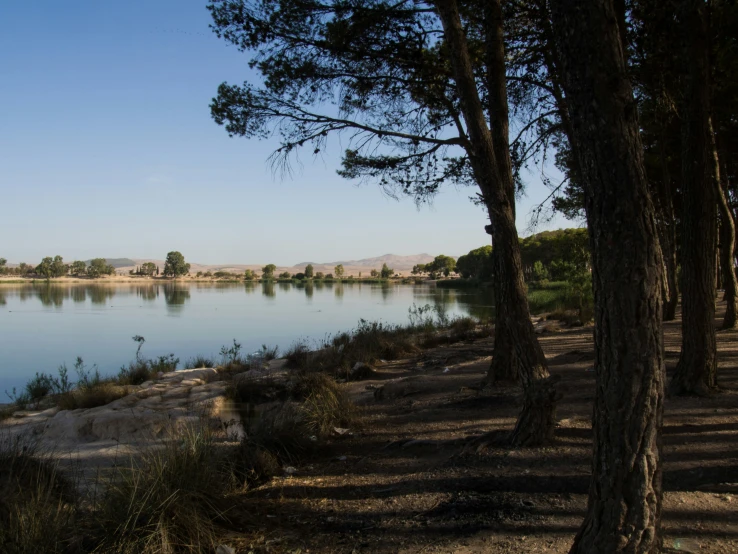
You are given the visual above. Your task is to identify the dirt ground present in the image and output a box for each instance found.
[222,303,738,553]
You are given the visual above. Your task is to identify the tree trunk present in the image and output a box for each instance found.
[716,170,737,327]
[435,0,557,446]
[670,0,718,396]
[485,0,521,386]
[657,132,679,321]
[487,244,520,384]
[549,1,666,552]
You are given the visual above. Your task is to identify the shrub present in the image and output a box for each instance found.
[284,341,312,370]
[285,320,416,375]
[117,354,178,386]
[186,355,215,369]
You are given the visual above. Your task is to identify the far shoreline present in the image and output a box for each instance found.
[0,274,435,285]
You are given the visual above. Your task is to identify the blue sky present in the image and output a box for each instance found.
[0,0,572,266]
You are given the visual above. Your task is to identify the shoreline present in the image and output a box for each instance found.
[0,275,429,285]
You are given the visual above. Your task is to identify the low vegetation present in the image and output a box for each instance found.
[0,441,81,553]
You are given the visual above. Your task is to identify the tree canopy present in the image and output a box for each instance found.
[163,252,190,278]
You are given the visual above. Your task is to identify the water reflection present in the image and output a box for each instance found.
[163,286,190,312]
[134,285,158,302]
[71,287,87,303]
[0,281,494,320]
[243,282,257,295]
[89,286,116,306]
[263,281,276,298]
[37,284,68,307]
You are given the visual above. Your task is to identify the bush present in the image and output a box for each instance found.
[186,355,215,369]
[284,320,417,375]
[117,354,179,386]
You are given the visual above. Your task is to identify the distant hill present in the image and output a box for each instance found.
[294,254,435,273]
[112,253,438,276]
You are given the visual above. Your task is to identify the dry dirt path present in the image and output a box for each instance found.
[224,304,738,553]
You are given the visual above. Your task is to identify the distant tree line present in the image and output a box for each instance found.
[0,251,190,279]
[455,228,590,283]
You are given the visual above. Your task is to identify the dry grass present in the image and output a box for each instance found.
[57,382,130,411]
[285,319,418,376]
[0,440,81,554]
[93,423,228,554]
[298,373,357,437]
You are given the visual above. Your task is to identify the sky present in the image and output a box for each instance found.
[0,0,573,266]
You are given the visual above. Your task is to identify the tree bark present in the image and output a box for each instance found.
[485,0,520,386]
[670,0,719,396]
[487,243,520,384]
[716,169,737,327]
[656,132,679,321]
[435,0,557,446]
[549,1,666,552]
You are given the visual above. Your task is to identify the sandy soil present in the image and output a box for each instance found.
[219,303,738,553]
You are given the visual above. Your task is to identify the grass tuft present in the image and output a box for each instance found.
[0,440,80,553]
[93,423,226,554]
[185,355,215,369]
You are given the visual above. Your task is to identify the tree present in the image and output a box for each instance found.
[50,256,67,278]
[279,271,292,279]
[315,271,325,280]
[455,246,494,280]
[35,257,54,279]
[370,269,379,278]
[423,255,456,278]
[262,264,276,279]
[531,261,549,282]
[163,251,190,278]
[210,0,556,444]
[0,258,6,273]
[87,258,115,278]
[140,262,157,277]
[304,264,314,279]
[334,265,345,279]
[380,263,393,279]
[70,261,86,276]
[244,269,257,280]
[670,0,720,396]
[411,264,427,276]
[549,0,665,550]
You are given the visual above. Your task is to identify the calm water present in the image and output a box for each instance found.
[0,282,493,393]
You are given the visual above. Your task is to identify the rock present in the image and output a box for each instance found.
[284,466,297,475]
[349,362,376,381]
[215,546,236,554]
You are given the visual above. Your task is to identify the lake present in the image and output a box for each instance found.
[0,281,494,394]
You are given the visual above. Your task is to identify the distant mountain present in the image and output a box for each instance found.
[295,254,435,272]
[110,253,437,276]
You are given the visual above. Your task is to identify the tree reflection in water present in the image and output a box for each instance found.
[163,285,190,311]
